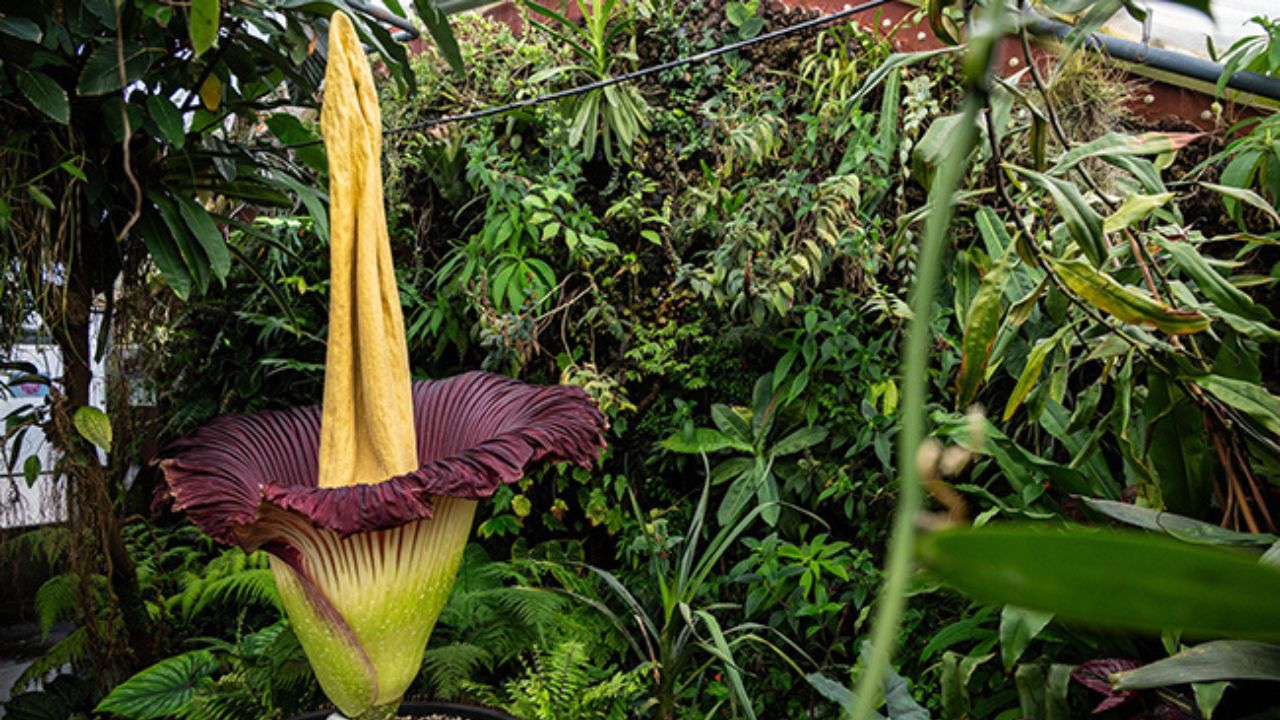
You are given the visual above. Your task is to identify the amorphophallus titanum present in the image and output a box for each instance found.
[154,14,606,720]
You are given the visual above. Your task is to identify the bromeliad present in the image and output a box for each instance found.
[154,14,606,720]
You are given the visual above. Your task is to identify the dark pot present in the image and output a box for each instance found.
[290,701,519,720]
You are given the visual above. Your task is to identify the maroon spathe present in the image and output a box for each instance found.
[155,372,607,547]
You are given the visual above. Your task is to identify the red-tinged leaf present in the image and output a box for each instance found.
[1048,256,1209,335]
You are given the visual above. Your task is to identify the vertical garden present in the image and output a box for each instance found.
[2,0,1279,717]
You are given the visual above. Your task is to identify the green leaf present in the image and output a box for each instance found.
[956,243,1012,406]
[1201,182,1280,228]
[1048,256,1209,335]
[0,15,42,41]
[770,426,828,457]
[23,455,41,487]
[95,650,219,720]
[1054,132,1201,173]
[725,1,751,25]
[189,0,220,56]
[138,212,193,300]
[73,406,111,452]
[1113,641,1280,689]
[1080,498,1277,547]
[1193,374,1280,436]
[16,70,69,124]
[1103,192,1173,233]
[412,0,464,75]
[918,525,1280,640]
[662,428,752,454]
[146,95,185,148]
[1000,605,1054,671]
[1003,330,1061,421]
[1146,372,1215,516]
[1013,167,1107,267]
[1160,238,1271,321]
[25,185,55,210]
[76,44,160,96]
[175,197,231,282]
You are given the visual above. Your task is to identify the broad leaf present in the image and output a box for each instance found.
[1001,605,1054,671]
[189,0,220,56]
[662,428,752,454]
[919,525,1280,640]
[73,406,111,452]
[95,650,219,720]
[76,44,160,96]
[1193,374,1280,435]
[1014,167,1107,267]
[16,70,69,124]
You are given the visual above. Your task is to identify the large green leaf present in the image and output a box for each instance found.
[1053,132,1201,174]
[95,650,219,720]
[16,70,70,124]
[76,44,161,96]
[175,197,231,282]
[73,406,111,452]
[1159,238,1271,321]
[1000,605,1054,671]
[662,428,752,454]
[1145,372,1214,516]
[918,525,1280,640]
[1080,498,1277,547]
[0,15,42,41]
[1112,641,1280,689]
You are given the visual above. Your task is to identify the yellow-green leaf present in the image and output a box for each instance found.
[198,75,221,111]
[1103,192,1174,233]
[956,250,1012,406]
[1003,330,1062,421]
[1048,256,1209,335]
[73,406,112,452]
[189,0,220,57]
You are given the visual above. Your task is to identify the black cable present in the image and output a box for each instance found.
[387,0,895,133]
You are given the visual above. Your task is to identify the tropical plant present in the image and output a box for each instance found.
[465,641,645,720]
[662,373,827,526]
[147,17,607,720]
[521,0,652,162]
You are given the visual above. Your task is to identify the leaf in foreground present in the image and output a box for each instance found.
[918,525,1280,640]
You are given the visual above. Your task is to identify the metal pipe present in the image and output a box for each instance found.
[1027,15,1280,103]
[346,0,421,38]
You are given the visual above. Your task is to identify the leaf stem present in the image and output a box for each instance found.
[847,93,982,720]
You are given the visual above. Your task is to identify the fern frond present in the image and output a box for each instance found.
[15,626,88,690]
[421,642,493,698]
[34,573,75,639]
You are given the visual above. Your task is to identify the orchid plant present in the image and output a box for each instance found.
[154,14,606,720]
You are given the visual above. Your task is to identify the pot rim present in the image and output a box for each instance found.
[287,700,519,720]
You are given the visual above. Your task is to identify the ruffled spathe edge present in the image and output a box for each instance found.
[155,372,607,546]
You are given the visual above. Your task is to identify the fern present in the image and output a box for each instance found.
[421,642,493,698]
[33,573,74,640]
[14,626,88,690]
[469,642,642,720]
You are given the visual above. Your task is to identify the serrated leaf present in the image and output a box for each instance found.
[1048,256,1209,335]
[16,70,69,124]
[73,405,111,452]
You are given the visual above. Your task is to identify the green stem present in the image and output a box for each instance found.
[847,95,983,720]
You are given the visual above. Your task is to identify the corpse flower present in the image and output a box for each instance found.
[154,14,606,720]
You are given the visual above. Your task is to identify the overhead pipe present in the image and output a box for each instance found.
[1026,14,1280,104]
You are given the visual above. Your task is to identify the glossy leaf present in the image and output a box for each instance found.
[0,15,42,42]
[1160,238,1271,321]
[918,525,1280,640]
[76,44,159,96]
[1048,256,1209,335]
[16,70,69,124]
[95,650,218,720]
[1003,330,1061,421]
[146,95,185,148]
[662,428,752,454]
